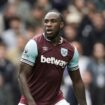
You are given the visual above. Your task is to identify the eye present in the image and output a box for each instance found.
[51,19,57,23]
[44,19,49,23]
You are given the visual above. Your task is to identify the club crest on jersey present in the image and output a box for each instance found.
[61,48,68,57]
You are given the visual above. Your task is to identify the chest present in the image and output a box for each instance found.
[38,42,72,69]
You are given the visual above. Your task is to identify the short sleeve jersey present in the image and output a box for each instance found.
[20,34,79,105]
[21,40,79,70]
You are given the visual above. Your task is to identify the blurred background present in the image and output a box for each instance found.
[0,0,105,105]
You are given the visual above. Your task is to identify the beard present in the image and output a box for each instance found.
[45,30,60,41]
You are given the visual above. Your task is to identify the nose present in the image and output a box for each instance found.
[46,21,52,27]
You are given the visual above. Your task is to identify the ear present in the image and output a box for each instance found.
[60,22,64,29]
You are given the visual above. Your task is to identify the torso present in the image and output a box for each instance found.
[20,34,74,105]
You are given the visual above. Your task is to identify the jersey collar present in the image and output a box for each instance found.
[43,33,63,44]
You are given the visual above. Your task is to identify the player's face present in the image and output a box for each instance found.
[43,12,62,40]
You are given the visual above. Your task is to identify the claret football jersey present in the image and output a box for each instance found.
[20,34,79,105]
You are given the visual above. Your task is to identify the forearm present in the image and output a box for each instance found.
[18,73,35,103]
[18,62,37,105]
[73,81,87,105]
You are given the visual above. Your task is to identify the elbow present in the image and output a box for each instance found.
[18,71,27,82]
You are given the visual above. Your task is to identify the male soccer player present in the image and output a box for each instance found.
[18,10,87,105]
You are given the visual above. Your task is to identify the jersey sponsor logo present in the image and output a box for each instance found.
[41,55,67,68]
[61,48,68,57]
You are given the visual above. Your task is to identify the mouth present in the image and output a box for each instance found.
[46,29,53,34]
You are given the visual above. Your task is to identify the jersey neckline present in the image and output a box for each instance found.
[42,33,64,45]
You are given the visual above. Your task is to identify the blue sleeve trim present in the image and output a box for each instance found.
[67,47,79,71]
[20,39,38,66]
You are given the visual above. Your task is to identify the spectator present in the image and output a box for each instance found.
[67,0,86,23]
[2,3,17,30]
[86,42,105,105]
[51,0,70,12]
[25,23,36,39]
[8,0,31,21]
[7,35,28,66]
[1,16,25,50]
[0,41,20,105]
[77,0,96,40]
[26,4,45,27]
[77,10,105,56]
[90,12,105,44]
[35,0,52,12]
[25,23,43,39]
[0,73,14,105]
[64,24,78,42]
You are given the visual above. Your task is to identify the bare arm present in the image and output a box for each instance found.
[18,62,36,105]
[68,69,87,105]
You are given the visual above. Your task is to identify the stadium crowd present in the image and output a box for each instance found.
[0,0,105,105]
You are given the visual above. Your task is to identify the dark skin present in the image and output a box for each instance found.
[18,11,87,105]
[43,12,64,45]
[68,69,87,105]
[18,62,36,105]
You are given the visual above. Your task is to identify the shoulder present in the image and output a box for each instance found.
[20,39,38,66]
[63,38,75,54]
[63,38,74,48]
[32,34,46,49]
[23,39,38,57]
[33,34,44,42]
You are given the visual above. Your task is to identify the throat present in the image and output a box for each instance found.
[43,33,62,45]
[51,36,60,44]
[48,36,62,46]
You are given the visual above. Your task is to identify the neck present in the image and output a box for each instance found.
[50,35,60,43]
[44,33,61,44]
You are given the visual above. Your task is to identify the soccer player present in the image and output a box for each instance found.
[18,10,87,105]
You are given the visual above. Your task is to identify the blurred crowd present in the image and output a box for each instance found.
[0,0,105,105]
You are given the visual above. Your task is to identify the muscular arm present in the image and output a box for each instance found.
[18,62,36,105]
[68,69,87,105]
[18,39,38,105]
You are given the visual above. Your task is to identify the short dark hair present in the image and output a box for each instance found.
[46,10,64,23]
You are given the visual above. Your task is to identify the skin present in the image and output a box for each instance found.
[18,11,63,105]
[43,11,64,44]
[18,11,87,105]
[68,69,87,105]
[18,62,36,105]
